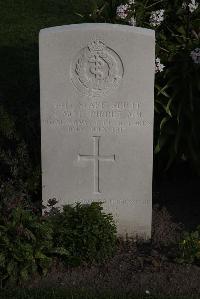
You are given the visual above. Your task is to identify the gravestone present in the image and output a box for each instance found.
[40,23,155,238]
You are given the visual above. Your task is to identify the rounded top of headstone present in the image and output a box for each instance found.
[39,23,155,37]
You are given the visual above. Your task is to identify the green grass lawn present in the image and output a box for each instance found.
[0,0,82,166]
[0,289,198,299]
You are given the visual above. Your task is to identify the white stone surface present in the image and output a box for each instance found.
[40,23,155,238]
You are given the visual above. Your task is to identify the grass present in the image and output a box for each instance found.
[0,0,82,166]
[0,288,199,299]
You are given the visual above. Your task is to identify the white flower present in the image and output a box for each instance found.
[189,0,199,12]
[190,48,200,64]
[150,9,165,27]
[129,16,136,26]
[182,0,199,12]
[116,2,136,25]
[155,57,165,73]
[116,4,130,19]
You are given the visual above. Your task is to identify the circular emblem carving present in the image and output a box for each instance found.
[71,39,124,97]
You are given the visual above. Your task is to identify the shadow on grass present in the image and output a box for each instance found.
[0,44,40,166]
[0,0,82,166]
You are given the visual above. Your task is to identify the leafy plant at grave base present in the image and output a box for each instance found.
[176,226,200,265]
[0,198,117,286]
[72,0,200,175]
[47,200,117,265]
[0,199,54,287]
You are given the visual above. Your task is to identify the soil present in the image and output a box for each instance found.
[29,243,200,297]
[29,185,200,297]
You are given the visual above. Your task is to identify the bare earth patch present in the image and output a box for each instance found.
[28,206,200,297]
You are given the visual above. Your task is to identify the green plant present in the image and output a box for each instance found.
[0,201,53,286]
[72,0,200,176]
[153,0,200,175]
[0,99,40,200]
[0,199,117,286]
[177,226,200,264]
[49,201,117,265]
[72,0,122,23]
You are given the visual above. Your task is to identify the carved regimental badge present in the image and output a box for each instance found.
[71,39,124,97]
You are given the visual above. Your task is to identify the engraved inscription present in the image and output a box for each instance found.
[43,100,153,135]
[71,39,124,97]
[78,136,115,194]
[80,198,151,206]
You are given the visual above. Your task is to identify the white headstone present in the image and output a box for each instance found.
[40,23,155,238]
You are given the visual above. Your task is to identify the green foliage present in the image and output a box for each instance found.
[0,199,117,286]
[72,0,200,175]
[177,226,200,264]
[0,99,40,200]
[72,0,123,23]
[0,200,53,286]
[48,201,117,265]
[152,1,200,174]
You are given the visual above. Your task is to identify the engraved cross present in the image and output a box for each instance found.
[78,136,115,194]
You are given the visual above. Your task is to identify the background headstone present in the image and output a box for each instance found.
[40,23,155,238]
